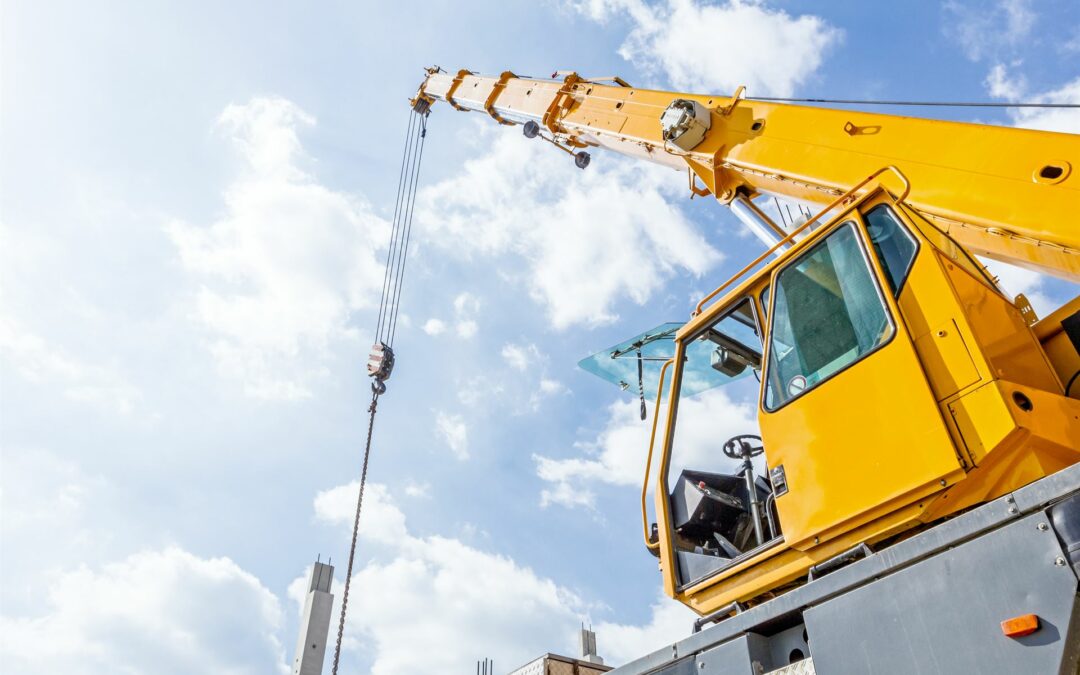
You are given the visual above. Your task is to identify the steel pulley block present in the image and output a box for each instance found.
[367,342,395,382]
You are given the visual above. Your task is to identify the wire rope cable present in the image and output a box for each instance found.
[388,113,428,346]
[375,112,422,345]
[330,103,429,675]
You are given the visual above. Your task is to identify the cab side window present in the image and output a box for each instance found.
[865,205,917,296]
[764,223,893,410]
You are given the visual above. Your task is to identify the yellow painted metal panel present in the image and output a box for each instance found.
[913,319,981,400]
[764,330,961,547]
[942,257,1062,393]
[947,381,1016,463]
[1032,295,1080,395]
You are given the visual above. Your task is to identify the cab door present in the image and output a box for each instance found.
[759,205,962,549]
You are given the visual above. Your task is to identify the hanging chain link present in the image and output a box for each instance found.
[330,391,379,675]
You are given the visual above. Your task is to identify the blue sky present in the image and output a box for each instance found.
[2,1,1078,673]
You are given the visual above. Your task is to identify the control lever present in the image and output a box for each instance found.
[723,434,766,547]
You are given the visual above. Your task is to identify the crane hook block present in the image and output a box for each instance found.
[367,342,395,382]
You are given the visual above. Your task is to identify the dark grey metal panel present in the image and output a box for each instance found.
[609,463,1080,675]
[804,512,1080,675]
[1014,462,1080,512]
[695,634,770,675]
[764,625,809,670]
[650,657,697,675]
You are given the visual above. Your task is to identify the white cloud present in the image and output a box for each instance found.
[418,128,720,329]
[403,480,432,499]
[528,378,570,414]
[455,319,479,339]
[571,0,842,97]
[454,292,481,338]
[453,292,481,316]
[539,378,566,395]
[167,97,390,400]
[456,374,507,408]
[502,341,542,372]
[596,594,697,665]
[0,449,116,616]
[311,482,583,672]
[1,449,104,541]
[533,373,574,406]
[422,318,447,335]
[449,344,566,414]
[311,483,695,672]
[0,547,288,675]
[498,343,569,410]
[314,481,409,544]
[536,389,757,509]
[1012,86,1080,134]
[0,317,143,416]
[1065,28,1080,53]
[944,0,1035,62]
[539,480,598,510]
[425,292,482,339]
[984,63,1025,100]
[435,411,470,460]
[984,65,1080,134]
[955,6,1080,134]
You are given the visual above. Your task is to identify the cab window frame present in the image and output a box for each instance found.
[661,293,771,589]
[760,219,898,414]
[663,293,766,489]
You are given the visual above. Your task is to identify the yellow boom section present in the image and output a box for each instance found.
[415,69,1080,280]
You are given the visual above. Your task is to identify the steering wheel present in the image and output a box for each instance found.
[723,434,765,460]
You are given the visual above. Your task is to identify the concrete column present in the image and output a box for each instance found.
[292,561,335,675]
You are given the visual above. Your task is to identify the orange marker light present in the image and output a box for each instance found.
[1000,614,1040,638]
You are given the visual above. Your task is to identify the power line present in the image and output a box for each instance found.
[746,96,1080,109]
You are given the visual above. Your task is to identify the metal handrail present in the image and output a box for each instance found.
[692,601,745,633]
[693,165,912,317]
[642,358,674,552]
[764,491,778,540]
[807,543,874,581]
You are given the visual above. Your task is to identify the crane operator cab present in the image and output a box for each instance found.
[652,190,949,600]
[583,179,1080,616]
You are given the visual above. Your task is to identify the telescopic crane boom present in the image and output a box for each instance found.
[413,68,1079,280]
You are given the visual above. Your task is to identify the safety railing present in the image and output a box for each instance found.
[693,165,911,317]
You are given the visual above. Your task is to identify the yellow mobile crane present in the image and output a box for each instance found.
[411,68,1080,673]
